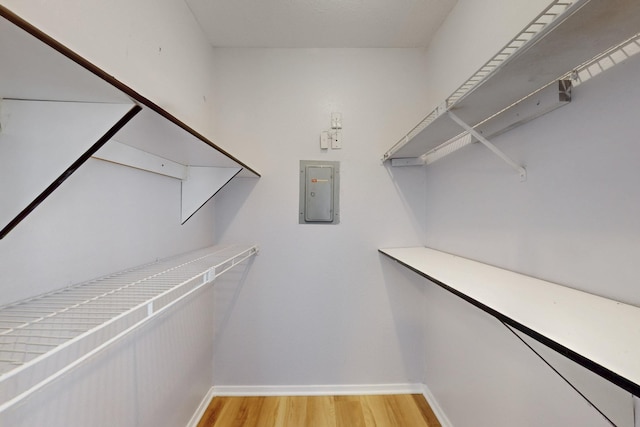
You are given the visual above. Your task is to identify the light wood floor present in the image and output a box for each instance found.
[197,394,441,427]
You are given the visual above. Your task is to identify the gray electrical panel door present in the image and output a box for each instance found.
[299,160,340,224]
[305,166,334,221]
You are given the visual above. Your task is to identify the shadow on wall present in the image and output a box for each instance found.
[212,257,256,357]
[213,176,260,241]
[378,252,428,384]
[383,162,427,244]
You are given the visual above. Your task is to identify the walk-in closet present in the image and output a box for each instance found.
[1,0,639,425]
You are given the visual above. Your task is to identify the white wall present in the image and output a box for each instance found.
[411,0,640,425]
[0,158,216,305]
[417,53,640,427]
[0,0,217,135]
[0,100,133,232]
[0,0,222,303]
[0,151,218,425]
[422,0,551,109]
[0,1,225,425]
[3,0,636,426]
[206,8,618,426]
[210,48,432,387]
[423,25,640,306]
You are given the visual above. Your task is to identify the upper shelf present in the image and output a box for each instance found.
[0,8,130,104]
[0,6,260,238]
[379,246,640,397]
[383,0,640,161]
[0,6,259,177]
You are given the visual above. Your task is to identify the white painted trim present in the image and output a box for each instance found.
[211,383,424,397]
[92,140,188,180]
[186,387,216,427]
[420,383,454,427]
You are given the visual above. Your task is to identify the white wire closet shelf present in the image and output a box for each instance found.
[0,244,258,409]
[382,0,640,161]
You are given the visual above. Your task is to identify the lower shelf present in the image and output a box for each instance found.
[0,243,258,410]
[379,246,640,397]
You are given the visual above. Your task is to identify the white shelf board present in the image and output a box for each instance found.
[0,10,130,104]
[379,246,640,396]
[0,7,260,237]
[386,0,640,160]
[0,10,260,178]
[0,5,260,177]
[0,244,258,411]
[110,108,252,174]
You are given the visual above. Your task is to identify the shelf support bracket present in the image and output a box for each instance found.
[448,111,527,181]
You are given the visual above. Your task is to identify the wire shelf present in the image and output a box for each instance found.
[0,243,257,409]
[383,0,578,161]
[445,1,577,108]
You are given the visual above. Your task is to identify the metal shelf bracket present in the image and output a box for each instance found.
[448,111,527,181]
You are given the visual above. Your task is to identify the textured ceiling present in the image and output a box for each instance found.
[184,0,458,48]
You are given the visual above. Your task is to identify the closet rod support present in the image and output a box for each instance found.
[448,111,527,181]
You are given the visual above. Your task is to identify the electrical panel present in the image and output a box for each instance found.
[299,160,340,224]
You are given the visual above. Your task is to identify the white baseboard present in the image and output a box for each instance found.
[420,383,454,427]
[211,383,424,397]
[186,386,216,427]
[188,383,453,427]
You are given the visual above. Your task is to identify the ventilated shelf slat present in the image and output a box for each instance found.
[383,0,640,161]
[0,243,258,410]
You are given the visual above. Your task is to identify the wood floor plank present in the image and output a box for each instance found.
[305,395,337,427]
[335,398,366,427]
[197,396,227,427]
[215,396,246,426]
[378,394,406,426]
[199,394,440,427]
[255,396,284,427]
[334,395,360,402]
[282,396,307,427]
[389,394,436,426]
[412,394,442,427]
[361,395,394,426]
[240,397,266,427]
